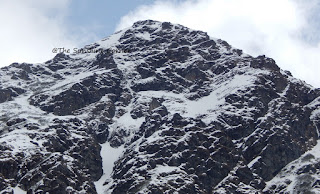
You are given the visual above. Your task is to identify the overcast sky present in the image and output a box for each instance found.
[0,0,319,87]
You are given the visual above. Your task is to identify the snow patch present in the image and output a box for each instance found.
[137,72,258,124]
[94,142,125,194]
[12,187,26,194]
[247,156,261,168]
[135,32,151,40]
[98,29,127,49]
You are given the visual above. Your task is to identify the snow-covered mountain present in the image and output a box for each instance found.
[0,20,319,193]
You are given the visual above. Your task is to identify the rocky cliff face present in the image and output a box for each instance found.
[0,20,319,194]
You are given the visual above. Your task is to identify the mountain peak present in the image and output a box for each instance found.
[0,21,319,193]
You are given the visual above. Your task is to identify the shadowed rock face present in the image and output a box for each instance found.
[0,20,319,193]
[0,87,25,103]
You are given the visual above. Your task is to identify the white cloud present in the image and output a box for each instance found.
[0,0,78,66]
[116,0,320,88]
